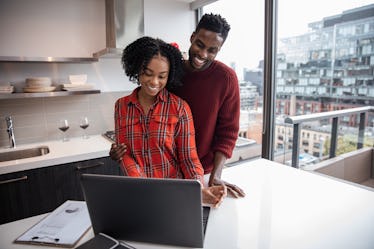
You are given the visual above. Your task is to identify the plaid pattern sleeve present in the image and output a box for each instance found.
[173,98,204,183]
[115,88,204,183]
[115,96,144,176]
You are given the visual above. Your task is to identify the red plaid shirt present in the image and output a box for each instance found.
[114,87,204,183]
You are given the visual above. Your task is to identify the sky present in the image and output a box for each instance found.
[203,0,374,73]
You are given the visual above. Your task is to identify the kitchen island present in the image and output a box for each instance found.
[1,158,373,249]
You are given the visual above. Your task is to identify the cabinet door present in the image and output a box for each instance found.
[0,157,122,224]
[0,166,57,225]
[0,171,30,224]
[74,157,123,200]
[53,157,123,203]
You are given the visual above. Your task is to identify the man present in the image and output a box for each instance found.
[110,13,245,198]
[171,13,245,198]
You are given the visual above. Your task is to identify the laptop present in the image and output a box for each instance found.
[80,174,210,248]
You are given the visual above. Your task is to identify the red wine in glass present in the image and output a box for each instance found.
[80,117,89,139]
[59,119,69,142]
[59,126,70,132]
[80,124,89,129]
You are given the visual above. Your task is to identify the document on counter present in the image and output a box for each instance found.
[14,200,91,248]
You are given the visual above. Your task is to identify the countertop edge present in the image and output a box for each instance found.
[0,135,112,175]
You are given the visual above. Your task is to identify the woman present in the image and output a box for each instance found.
[112,36,226,207]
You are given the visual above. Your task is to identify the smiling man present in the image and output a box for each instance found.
[171,13,245,198]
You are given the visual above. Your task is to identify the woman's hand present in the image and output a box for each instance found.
[109,143,127,161]
[202,185,227,208]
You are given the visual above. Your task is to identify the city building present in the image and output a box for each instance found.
[275,4,374,126]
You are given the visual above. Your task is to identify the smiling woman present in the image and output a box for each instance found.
[114,36,201,180]
[110,36,227,207]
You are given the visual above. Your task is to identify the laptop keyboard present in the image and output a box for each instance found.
[202,206,211,235]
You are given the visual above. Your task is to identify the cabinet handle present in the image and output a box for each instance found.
[0,175,28,185]
[76,162,104,171]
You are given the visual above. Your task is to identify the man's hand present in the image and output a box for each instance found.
[109,143,127,161]
[210,178,245,198]
[202,185,227,208]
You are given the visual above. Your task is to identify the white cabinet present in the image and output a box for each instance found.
[0,0,106,59]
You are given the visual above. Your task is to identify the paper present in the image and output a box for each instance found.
[15,200,91,247]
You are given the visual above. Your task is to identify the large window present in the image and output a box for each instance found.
[276,0,374,167]
[202,0,264,165]
[202,0,374,167]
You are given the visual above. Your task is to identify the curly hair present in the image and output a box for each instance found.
[121,36,184,90]
[195,13,231,42]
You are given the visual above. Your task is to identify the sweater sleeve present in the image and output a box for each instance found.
[212,70,240,158]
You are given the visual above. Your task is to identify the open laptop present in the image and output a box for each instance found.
[80,173,210,248]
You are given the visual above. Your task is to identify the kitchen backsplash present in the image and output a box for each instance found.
[0,91,129,147]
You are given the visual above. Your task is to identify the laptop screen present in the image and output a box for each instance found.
[80,174,209,248]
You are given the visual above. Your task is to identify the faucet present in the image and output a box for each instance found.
[6,116,16,148]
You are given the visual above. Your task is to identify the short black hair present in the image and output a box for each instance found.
[195,13,231,42]
[121,36,184,90]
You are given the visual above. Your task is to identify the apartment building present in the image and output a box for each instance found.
[275,4,374,126]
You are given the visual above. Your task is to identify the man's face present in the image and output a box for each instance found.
[188,28,224,71]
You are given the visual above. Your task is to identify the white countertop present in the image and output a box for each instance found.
[0,135,113,175]
[1,158,374,249]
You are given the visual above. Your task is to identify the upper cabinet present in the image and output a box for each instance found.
[0,0,106,62]
[0,0,195,61]
[0,0,197,93]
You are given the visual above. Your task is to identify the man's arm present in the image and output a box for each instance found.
[209,151,245,198]
[209,68,245,198]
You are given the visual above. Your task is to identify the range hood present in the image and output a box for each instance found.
[93,0,144,58]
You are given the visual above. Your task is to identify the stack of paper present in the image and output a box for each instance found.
[15,200,91,247]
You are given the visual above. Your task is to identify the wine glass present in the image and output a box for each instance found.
[79,117,89,139]
[58,119,69,142]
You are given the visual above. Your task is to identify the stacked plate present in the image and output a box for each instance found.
[62,74,94,91]
[0,83,14,94]
[24,77,56,93]
[69,74,87,84]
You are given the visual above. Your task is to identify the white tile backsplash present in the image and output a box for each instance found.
[0,91,129,147]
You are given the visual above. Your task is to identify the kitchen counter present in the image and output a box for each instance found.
[1,158,374,249]
[0,135,113,175]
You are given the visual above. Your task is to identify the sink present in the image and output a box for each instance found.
[0,146,50,162]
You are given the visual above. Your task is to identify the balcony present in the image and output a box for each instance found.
[285,106,374,190]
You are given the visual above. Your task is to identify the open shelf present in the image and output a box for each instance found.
[0,56,98,63]
[0,90,101,99]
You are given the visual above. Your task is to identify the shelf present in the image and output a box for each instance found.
[0,90,101,99]
[0,56,98,63]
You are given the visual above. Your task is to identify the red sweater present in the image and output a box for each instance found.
[171,60,240,173]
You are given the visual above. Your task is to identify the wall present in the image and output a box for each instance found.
[0,0,195,58]
[0,91,128,146]
[0,0,195,92]
[144,0,195,53]
[0,0,106,58]
[0,0,196,147]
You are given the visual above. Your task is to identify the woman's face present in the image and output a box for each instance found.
[138,54,169,98]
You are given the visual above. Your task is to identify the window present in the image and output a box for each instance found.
[202,0,374,167]
[276,0,374,167]
[202,0,264,164]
